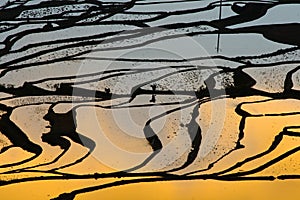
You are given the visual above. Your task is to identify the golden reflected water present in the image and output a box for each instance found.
[1,96,300,199]
[1,179,300,200]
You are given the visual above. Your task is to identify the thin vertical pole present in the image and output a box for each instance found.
[216,0,223,53]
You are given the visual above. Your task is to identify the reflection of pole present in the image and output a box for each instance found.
[216,0,223,53]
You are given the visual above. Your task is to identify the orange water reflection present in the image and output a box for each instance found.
[1,97,300,199]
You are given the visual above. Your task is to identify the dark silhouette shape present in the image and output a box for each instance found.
[105,87,111,94]
[42,104,95,171]
[217,23,300,47]
[150,84,157,91]
[143,119,163,152]
[150,84,157,103]
[149,95,156,103]
[0,82,112,101]
[260,24,300,46]
[168,104,202,172]
[0,104,42,168]
[212,2,275,29]
[226,67,257,97]
[43,23,54,30]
